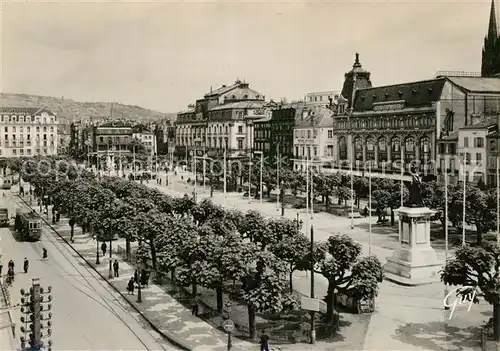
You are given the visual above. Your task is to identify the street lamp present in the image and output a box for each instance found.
[137,262,143,303]
[108,218,113,279]
[254,151,263,205]
[222,302,233,351]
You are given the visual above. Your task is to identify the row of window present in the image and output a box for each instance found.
[0,148,52,156]
[294,129,334,139]
[1,140,54,147]
[335,116,433,130]
[0,116,56,123]
[462,137,484,148]
[4,126,54,133]
[459,152,483,165]
[338,136,431,162]
[98,136,130,143]
[2,134,54,141]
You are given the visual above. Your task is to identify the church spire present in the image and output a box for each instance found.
[488,0,498,39]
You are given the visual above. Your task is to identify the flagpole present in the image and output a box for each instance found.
[368,162,372,255]
[497,156,499,247]
[462,155,466,246]
[277,143,280,211]
[310,161,314,219]
[306,157,309,223]
[444,165,450,310]
[223,149,227,208]
[400,145,404,207]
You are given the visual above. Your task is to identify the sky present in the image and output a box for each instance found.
[0,0,497,113]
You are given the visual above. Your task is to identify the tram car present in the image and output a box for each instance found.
[15,208,42,241]
[1,175,12,190]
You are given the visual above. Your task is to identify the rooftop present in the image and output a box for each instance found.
[0,106,54,115]
[209,100,268,111]
[296,106,334,128]
[353,78,447,112]
[460,115,498,129]
[448,77,500,93]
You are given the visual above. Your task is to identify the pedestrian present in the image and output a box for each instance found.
[259,330,270,351]
[101,242,107,256]
[42,248,48,260]
[8,260,14,271]
[363,206,368,217]
[190,295,199,316]
[23,258,29,273]
[127,277,134,295]
[92,233,96,242]
[113,260,119,277]
[140,269,148,286]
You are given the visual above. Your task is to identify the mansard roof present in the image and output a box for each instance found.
[353,78,447,112]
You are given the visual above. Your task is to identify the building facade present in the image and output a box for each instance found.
[175,80,271,160]
[482,0,500,77]
[293,106,335,171]
[0,107,59,158]
[132,124,157,157]
[332,54,500,179]
[305,91,340,106]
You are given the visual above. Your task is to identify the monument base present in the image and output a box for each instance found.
[383,206,443,286]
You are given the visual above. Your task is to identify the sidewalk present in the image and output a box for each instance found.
[0,277,16,351]
[19,195,348,351]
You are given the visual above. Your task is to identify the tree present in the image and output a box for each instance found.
[317,234,383,323]
[441,243,500,340]
[239,246,299,339]
[448,184,496,244]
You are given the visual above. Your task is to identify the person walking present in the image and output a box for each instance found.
[113,260,119,277]
[190,295,199,316]
[42,248,48,260]
[127,277,135,295]
[259,330,270,351]
[101,242,107,256]
[8,260,14,272]
[23,258,29,273]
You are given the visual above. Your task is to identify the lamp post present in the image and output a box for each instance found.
[223,149,227,208]
[310,224,316,344]
[222,302,233,351]
[137,262,143,303]
[444,164,450,310]
[462,154,466,246]
[248,152,252,204]
[254,151,263,205]
[108,218,113,279]
[193,155,197,202]
[95,230,100,265]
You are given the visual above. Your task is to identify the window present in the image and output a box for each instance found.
[50,127,54,132]
[20,149,24,155]
[366,138,375,162]
[354,138,363,161]
[4,134,7,140]
[99,137,103,143]
[438,143,445,154]
[378,138,388,162]
[20,127,23,132]
[36,127,40,132]
[466,152,471,164]
[313,146,317,157]
[328,130,333,139]
[238,126,243,133]
[307,130,311,138]
[27,127,30,132]
[463,137,469,148]
[476,153,482,163]
[295,146,299,157]
[43,127,47,132]
[12,149,16,155]
[13,127,16,132]
[27,149,31,155]
[490,140,497,151]
[238,139,243,149]
[475,137,484,148]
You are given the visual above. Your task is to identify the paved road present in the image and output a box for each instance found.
[0,194,179,351]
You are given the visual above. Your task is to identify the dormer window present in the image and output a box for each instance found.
[385,92,389,98]
[398,91,403,97]
[232,95,236,99]
[428,87,433,93]
[372,94,377,99]
[361,96,366,101]
[243,95,248,99]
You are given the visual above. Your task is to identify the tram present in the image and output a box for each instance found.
[15,208,42,241]
[1,175,12,190]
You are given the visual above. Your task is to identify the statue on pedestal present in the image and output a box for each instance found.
[407,166,424,207]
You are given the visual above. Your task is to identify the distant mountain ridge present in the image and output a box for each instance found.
[0,93,177,124]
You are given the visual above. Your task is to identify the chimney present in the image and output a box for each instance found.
[210,86,212,93]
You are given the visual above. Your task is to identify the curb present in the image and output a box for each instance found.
[0,277,15,339]
[16,195,194,351]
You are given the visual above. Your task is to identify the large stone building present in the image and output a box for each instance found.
[132,124,157,157]
[0,107,59,158]
[482,0,500,77]
[304,91,340,106]
[175,80,272,160]
[331,54,500,178]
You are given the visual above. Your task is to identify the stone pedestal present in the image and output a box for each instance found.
[384,206,443,286]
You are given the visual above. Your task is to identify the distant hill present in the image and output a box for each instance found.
[0,93,177,124]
